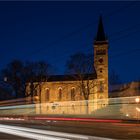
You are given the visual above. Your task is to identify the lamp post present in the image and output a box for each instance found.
[135,97,140,123]
[135,97,140,104]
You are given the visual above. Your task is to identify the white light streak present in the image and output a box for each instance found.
[0,124,113,140]
[0,104,34,110]
[0,96,140,120]
[0,117,24,121]
[135,97,140,103]
[136,107,140,112]
[0,127,65,140]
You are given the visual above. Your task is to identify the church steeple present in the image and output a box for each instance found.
[95,15,107,41]
[93,15,109,100]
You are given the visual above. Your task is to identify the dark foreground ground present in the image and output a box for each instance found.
[0,119,140,140]
[0,133,30,140]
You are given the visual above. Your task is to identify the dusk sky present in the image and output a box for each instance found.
[0,1,140,83]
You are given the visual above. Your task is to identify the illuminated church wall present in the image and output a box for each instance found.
[26,16,109,115]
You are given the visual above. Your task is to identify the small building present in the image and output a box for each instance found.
[109,81,140,98]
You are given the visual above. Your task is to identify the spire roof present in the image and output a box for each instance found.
[95,15,107,41]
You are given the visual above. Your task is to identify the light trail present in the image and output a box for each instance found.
[34,117,122,123]
[0,117,25,121]
[0,96,139,121]
[0,124,114,140]
[0,116,122,123]
[0,104,34,110]
[0,127,65,140]
[136,107,140,112]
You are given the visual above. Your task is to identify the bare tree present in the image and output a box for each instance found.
[65,52,94,75]
[65,52,97,114]
[25,61,53,104]
[2,60,25,98]
[1,60,53,102]
[109,69,122,85]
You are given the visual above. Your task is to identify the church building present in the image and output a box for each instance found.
[26,16,109,115]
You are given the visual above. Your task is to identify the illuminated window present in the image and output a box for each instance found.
[34,89,38,96]
[46,88,50,101]
[71,87,75,101]
[80,89,82,96]
[58,87,62,101]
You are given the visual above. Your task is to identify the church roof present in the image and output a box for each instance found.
[27,73,97,83]
[47,73,97,82]
[95,15,107,42]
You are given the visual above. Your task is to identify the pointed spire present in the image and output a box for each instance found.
[95,15,107,41]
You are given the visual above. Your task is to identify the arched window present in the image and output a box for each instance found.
[71,87,75,101]
[58,87,62,101]
[46,88,50,102]
[34,89,38,96]
[33,89,38,103]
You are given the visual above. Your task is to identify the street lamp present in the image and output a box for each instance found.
[135,97,140,103]
[4,77,7,82]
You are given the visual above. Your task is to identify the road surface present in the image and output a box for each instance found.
[0,119,140,139]
[0,132,29,139]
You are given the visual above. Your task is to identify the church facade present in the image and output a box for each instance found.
[26,16,109,115]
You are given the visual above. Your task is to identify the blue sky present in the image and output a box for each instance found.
[0,1,140,83]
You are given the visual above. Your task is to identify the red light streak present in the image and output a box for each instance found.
[34,117,122,123]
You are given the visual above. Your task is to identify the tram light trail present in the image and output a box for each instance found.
[0,96,139,121]
[0,124,113,140]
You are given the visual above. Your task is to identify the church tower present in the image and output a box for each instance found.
[94,16,108,99]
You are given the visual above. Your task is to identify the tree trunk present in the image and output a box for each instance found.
[39,84,42,114]
[85,100,89,115]
[30,82,34,104]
